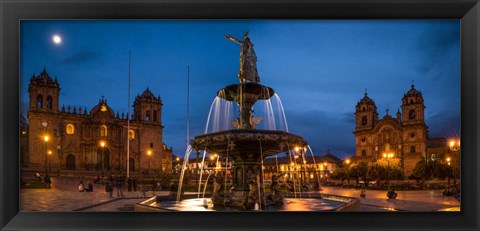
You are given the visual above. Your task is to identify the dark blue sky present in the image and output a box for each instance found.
[20,20,461,159]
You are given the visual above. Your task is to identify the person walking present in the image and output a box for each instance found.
[86,182,93,192]
[115,175,125,197]
[105,182,113,198]
[133,178,138,192]
[127,177,132,192]
[141,183,148,198]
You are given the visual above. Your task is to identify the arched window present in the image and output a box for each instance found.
[410,146,416,154]
[153,110,158,122]
[361,150,366,156]
[146,110,150,122]
[100,125,107,137]
[66,124,75,135]
[128,130,135,140]
[46,95,53,109]
[36,95,43,108]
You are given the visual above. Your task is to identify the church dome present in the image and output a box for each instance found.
[90,97,115,118]
[404,83,422,97]
[356,92,377,112]
[359,92,374,104]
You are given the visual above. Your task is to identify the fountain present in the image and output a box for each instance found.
[135,32,360,212]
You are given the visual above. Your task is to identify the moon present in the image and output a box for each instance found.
[52,35,62,44]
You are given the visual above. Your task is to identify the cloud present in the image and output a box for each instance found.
[426,110,461,138]
[285,109,356,158]
[61,51,99,64]
[413,22,460,75]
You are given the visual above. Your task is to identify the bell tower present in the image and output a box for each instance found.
[401,83,425,125]
[133,87,162,124]
[354,91,378,131]
[28,68,61,113]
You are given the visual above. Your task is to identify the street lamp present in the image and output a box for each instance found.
[345,159,351,186]
[383,152,394,189]
[448,139,460,189]
[99,141,106,183]
[48,150,52,173]
[147,149,152,175]
[43,135,50,174]
[446,157,451,190]
[175,157,180,174]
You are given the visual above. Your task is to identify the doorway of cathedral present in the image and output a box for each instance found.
[66,154,75,170]
[97,148,110,170]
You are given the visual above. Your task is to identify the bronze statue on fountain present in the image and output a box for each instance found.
[190,33,308,210]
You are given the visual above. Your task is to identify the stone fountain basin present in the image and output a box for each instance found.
[190,129,308,157]
[134,194,360,212]
[218,82,275,101]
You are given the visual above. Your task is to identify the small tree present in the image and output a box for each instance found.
[349,161,369,186]
[329,168,347,183]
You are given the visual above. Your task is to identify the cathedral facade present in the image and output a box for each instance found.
[24,69,173,173]
[353,84,429,176]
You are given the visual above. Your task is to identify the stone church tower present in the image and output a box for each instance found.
[26,69,173,174]
[353,84,428,176]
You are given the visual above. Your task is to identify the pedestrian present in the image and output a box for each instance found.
[94,175,100,184]
[133,178,138,192]
[141,183,148,198]
[127,177,132,192]
[44,174,52,186]
[115,176,125,197]
[78,181,85,192]
[35,172,42,181]
[105,182,113,198]
[360,186,366,198]
[86,182,93,192]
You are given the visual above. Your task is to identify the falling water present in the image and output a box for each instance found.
[307,145,323,193]
[253,94,289,132]
[285,143,298,198]
[204,96,237,134]
[202,172,214,198]
[177,145,193,202]
[273,94,289,132]
[197,150,208,197]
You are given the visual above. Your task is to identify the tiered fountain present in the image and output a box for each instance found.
[135,33,359,212]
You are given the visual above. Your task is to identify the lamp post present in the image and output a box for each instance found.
[175,157,180,174]
[56,145,61,176]
[448,139,460,190]
[99,141,106,183]
[446,157,451,190]
[345,159,351,186]
[43,135,50,174]
[48,150,52,173]
[383,152,394,189]
[147,149,152,175]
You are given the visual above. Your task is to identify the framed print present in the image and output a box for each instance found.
[1,0,479,230]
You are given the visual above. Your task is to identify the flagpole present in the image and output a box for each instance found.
[127,51,131,178]
[187,65,190,148]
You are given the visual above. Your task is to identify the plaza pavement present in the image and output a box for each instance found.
[20,177,460,212]
[319,186,460,212]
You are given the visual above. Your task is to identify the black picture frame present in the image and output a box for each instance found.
[1,0,478,230]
